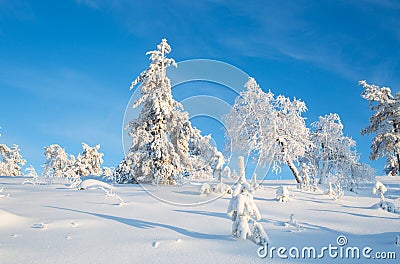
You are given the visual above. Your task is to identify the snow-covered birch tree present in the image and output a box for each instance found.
[304,113,374,188]
[359,80,400,176]
[114,39,224,185]
[224,77,311,183]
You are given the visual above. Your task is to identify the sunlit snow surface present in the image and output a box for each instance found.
[0,176,399,263]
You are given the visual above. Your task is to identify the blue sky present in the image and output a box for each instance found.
[1,0,399,176]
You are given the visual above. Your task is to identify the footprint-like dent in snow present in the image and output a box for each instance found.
[70,222,78,228]
[152,241,160,248]
[32,223,48,230]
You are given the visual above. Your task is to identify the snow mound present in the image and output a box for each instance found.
[0,210,26,228]
[78,179,114,191]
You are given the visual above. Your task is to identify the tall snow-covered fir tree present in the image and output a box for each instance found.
[359,80,400,176]
[114,39,224,185]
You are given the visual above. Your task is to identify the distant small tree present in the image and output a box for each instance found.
[43,144,75,179]
[0,144,26,176]
[359,80,400,176]
[74,143,104,176]
[223,166,231,179]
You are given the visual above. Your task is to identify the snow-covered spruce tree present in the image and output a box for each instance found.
[359,80,400,176]
[114,39,224,185]
[227,181,269,245]
[224,78,311,183]
[43,144,76,179]
[0,144,26,176]
[74,143,104,176]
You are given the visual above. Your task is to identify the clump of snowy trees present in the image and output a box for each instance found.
[42,142,105,181]
[114,39,224,185]
[224,77,373,192]
[359,80,400,176]
[0,144,26,176]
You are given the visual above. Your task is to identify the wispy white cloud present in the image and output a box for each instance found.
[75,0,100,10]
[0,0,35,22]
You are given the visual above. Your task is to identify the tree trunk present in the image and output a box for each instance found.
[286,159,301,183]
[397,153,400,176]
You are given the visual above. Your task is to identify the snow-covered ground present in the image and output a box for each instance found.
[0,176,399,263]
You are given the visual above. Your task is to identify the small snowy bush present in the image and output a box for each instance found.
[200,183,211,195]
[22,165,40,185]
[325,182,344,200]
[276,186,290,202]
[284,214,303,232]
[212,182,231,194]
[251,173,259,190]
[372,181,387,201]
[223,166,231,179]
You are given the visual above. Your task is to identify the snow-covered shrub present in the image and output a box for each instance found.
[0,186,10,198]
[223,166,231,179]
[325,182,344,200]
[0,144,26,176]
[379,201,396,213]
[284,214,303,232]
[212,181,231,194]
[251,173,259,190]
[276,186,290,202]
[373,181,387,201]
[200,183,211,195]
[372,181,396,213]
[114,39,224,185]
[22,165,39,185]
[230,169,239,179]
